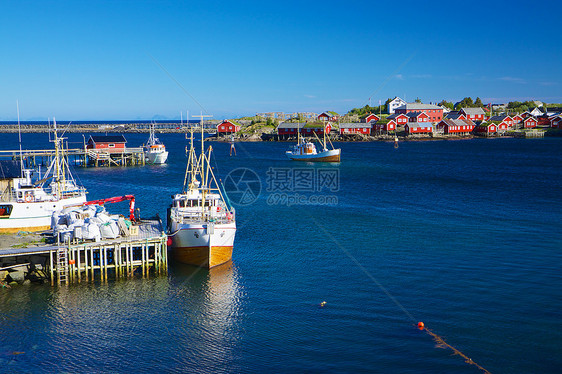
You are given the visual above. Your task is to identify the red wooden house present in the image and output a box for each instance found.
[445,112,467,120]
[511,114,523,124]
[372,120,396,133]
[520,111,533,119]
[435,118,475,135]
[394,103,443,122]
[363,113,380,123]
[217,120,241,135]
[459,107,486,122]
[405,123,433,135]
[339,123,371,135]
[407,111,430,123]
[86,135,127,153]
[301,122,332,136]
[277,122,304,138]
[317,111,339,122]
[489,115,513,128]
[387,113,409,126]
[523,117,538,128]
[496,122,509,132]
[537,115,551,126]
[550,116,562,128]
[473,122,497,136]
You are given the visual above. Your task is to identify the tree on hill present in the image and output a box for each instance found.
[347,102,386,119]
[384,98,392,109]
[439,100,454,110]
[474,97,484,107]
[507,100,536,113]
[455,97,474,109]
[415,97,422,103]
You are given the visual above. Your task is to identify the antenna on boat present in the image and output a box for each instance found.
[323,122,327,151]
[16,100,24,177]
[297,113,301,144]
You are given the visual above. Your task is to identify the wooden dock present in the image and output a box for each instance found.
[0,220,168,286]
[0,147,146,167]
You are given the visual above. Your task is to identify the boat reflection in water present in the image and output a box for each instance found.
[168,261,244,370]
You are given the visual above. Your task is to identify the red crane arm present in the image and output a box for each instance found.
[83,195,136,221]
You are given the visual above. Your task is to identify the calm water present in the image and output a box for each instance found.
[1,133,561,373]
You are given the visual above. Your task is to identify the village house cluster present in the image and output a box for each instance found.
[215,97,562,138]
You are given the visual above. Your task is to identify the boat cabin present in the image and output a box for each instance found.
[171,192,233,223]
[295,142,317,155]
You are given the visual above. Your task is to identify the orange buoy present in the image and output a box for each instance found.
[417,322,425,330]
[166,237,173,246]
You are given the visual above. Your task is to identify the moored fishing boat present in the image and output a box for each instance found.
[0,120,87,233]
[167,118,236,268]
[286,125,341,162]
[143,124,168,164]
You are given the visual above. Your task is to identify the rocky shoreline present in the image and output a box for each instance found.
[0,125,555,142]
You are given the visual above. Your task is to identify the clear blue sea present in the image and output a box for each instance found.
[1,132,561,373]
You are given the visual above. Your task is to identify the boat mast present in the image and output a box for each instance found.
[323,123,327,151]
[53,118,63,198]
[16,101,24,178]
[183,125,198,192]
[297,114,301,145]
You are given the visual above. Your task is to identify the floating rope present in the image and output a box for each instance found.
[421,325,491,374]
[310,216,492,374]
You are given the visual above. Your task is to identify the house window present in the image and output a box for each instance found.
[108,144,115,148]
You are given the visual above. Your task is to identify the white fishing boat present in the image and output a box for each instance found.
[143,124,168,164]
[0,120,87,233]
[286,126,341,162]
[167,116,236,268]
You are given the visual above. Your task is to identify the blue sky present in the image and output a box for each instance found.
[1,0,561,120]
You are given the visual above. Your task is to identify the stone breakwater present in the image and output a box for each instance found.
[0,124,207,133]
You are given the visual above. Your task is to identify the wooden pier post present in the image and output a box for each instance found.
[90,246,94,280]
[76,247,81,282]
[84,245,89,281]
[49,250,54,286]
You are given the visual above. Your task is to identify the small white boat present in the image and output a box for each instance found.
[144,125,168,164]
[0,120,87,233]
[167,117,236,268]
[286,127,341,162]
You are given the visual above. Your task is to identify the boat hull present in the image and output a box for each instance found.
[286,149,341,162]
[147,150,168,164]
[169,221,236,268]
[0,195,87,234]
